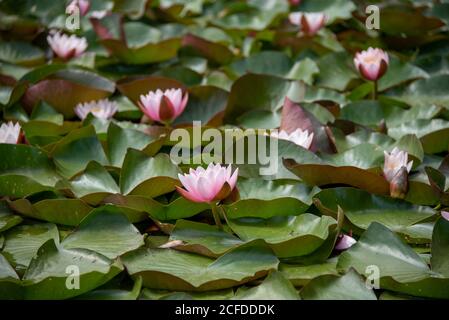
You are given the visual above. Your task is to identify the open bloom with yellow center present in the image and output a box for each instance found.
[177,163,239,203]
[74,99,118,120]
[354,48,389,81]
[383,148,413,183]
[139,88,188,124]
[0,122,21,144]
[47,32,88,60]
[67,0,90,16]
[289,12,327,36]
[270,128,314,149]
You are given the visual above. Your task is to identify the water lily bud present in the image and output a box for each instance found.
[354,47,389,81]
[383,148,413,183]
[47,32,88,60]
[74,99,118,120]
[390,166,409,199]
[0,122,21,144]
[270,128,314,149]
[289,12,327,36]
[139,89,188,124]
[67,0,90,16]
[177,163,239,203]
[335,234,357,251]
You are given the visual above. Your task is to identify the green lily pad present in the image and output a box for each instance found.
[227,213,337,258]
[9,198,93,227]
[49,126,109,178]
[0,202,22,233]
[0,41,45,67]
[122,241,279,291]
[22,239,123,300]
[233,271,300,300]
[22,69,115,118]
[284,148,390,195]
[169,220,244,258]
[62,205,144,259]
[120,150,180,197]
[300,269,377,300]
[391,74,449,109]
[103,194,209,221]
[389,119,449,154]
[2,223,59,272]
[62,161,120,205]
[224,178,317,219]
[337,223,449,299]
[314,187,436,243]
[173,86,228,126]
[280,261,339,287]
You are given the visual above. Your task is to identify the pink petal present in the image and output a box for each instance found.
[442,211,449,221]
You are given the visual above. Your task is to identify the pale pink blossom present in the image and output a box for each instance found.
[0,122,21,144]
[335,234,357,251]
[177,163,239,203]
[441,211,449,221]
[67,0,90,16]
[270,129,314,149]
[383,148,413,183]
[354,48,390,81]
[47,32,88,60]
[74,99,118,120]
[90,10,108,19]
[289,12,327,36]
[139,88,188,123]
[159,240,184,249]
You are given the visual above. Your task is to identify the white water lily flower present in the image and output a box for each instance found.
[0,122,21,144]
[74,99,118,120]
[288,12,327,36]
[47,32,88,60]
[383,147,413,182]
[270,128,314,149]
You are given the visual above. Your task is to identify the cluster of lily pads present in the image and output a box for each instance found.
[1,0,449,300]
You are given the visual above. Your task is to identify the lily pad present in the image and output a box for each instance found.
[62,205,144,259]
[122,241,279,291]
[314,187,436,243]
[22,239,123,300]
[227,213,337,258]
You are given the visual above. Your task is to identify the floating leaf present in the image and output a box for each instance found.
[122,241,279,291]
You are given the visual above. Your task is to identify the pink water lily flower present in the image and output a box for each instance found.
[67,0,90,16]
[47,32,88,60]
[139,89,188,124]
[383,148,413,183]
[177,163,239,203]
[0,122,21,144]
[289,12,327,36]
[441,211,449,221]
[335,234,357,251]
[90,10,108,19]
[289,0,301,5]
[74,99,118,120]
[270,129,314,149]
[354,48,389,81]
